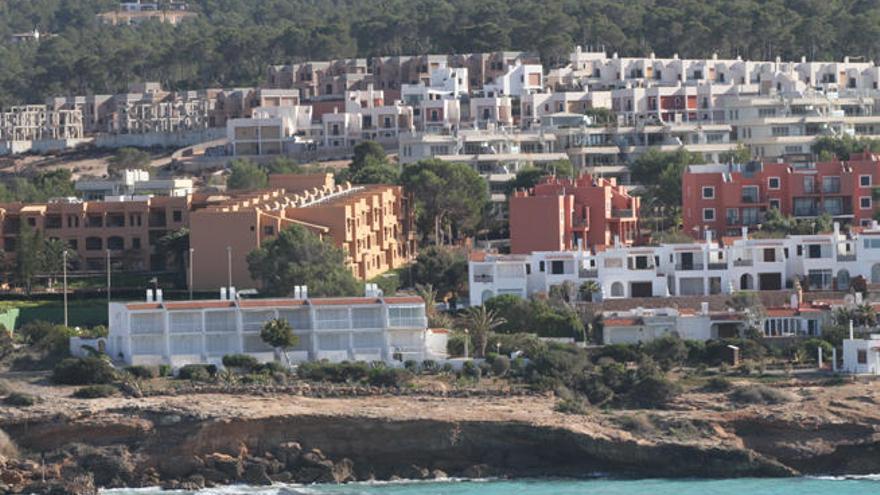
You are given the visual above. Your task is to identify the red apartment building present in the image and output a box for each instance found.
[509,175,640,254]
[683,152,880,237]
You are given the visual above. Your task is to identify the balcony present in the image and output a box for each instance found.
[707,262,728,270]
[611,209,634,218]
[473,274,494,283]
[733,259,754,267]
[579,268,598,278]
[675,263,705,271]
[837,254,857,262]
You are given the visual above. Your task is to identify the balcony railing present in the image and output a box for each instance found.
[579,268,598,278]
[674,263,705,271]
[707,262,728,270]
[611,209,634,218]
[473,274,494,283]
[733,259,754,267]
[837,254,857,262]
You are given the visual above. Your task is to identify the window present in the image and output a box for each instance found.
[726,208,739,225]
[861,197,872,210]
[85,237,102,251]
[172,210,182,222]
[858,349,867,364]
[823,197,843,215]
[763,248,776,262]
[771,126,790,137]
[539,261,545,272]
[263,225,276,236]
[703,208,715,221]
[702,186,715,199]
[768,177,780,190]
[822,176,841,194]
[803,176,815,193]
[758,108,776,117]
[860,175,872,187]
[132,237,141,249]
[741,186,759,203]
[551,260,564,275]
[769,199,781,210]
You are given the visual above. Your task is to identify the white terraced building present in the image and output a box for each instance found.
[469,222,880,306]
[106,289,445,367]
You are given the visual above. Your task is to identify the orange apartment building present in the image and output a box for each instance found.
[0,195,197,274]
[509,174,640,254]
[189,174,416,291]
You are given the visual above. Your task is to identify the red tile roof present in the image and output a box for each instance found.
[604,318,640,326]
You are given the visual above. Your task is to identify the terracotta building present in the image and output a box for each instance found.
[682,152,880,237]
[189,174,416,290]
[0,195,198,273]
[509,174,640,254]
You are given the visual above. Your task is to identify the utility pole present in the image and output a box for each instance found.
[189,248,195,300]
[62,250,68,327]
[226,246,232,289]
[106,249,111,303]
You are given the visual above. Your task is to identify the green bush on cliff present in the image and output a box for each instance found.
[177,364,216,382]
[222,354,260,371]
[73,384,118,399]
[124,365,157,379]
[730,385,796,405]
[52,357,116,385]
[3,392,38,407]
[367,367,413,388]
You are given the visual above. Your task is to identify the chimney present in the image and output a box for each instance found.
[220,287,227,301]
[155,289,163,303]
[146,289,154,302]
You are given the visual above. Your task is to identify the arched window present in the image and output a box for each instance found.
[740,273,754,291]
[610,282,624,298]
[107,236,124,250]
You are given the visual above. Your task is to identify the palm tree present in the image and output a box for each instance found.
[461,306,506,358]
[579,280,600,302]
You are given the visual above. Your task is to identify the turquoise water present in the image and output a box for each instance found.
[102,477,880,495]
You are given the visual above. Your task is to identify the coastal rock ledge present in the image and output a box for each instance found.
[1,390,879,494]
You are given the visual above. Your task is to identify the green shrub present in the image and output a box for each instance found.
[730,385,796,405]
[158,364,172,377]
[4,392,37,407]
[704,376,732,392]
[630,375,681,408]
[440,362,454,374]
[447,332,474,358]
[255,361,287,375]
[367,367,413,387]
[177,364,215,382]
[800,338,833,363]
[738,361,756,376]
[73,384,118,399]
[297,361,370,383]
[222,354,260,370]
[643,334,688,370]
[617,414,656,435]
[52,357,116,385]
[554,397,589,415]
[478,361,492,377]
[491,356,510,377]
[462,360,481,379]
[403,359,419,372]
[421,360,438,374]
[124,365,157,379]
[591,344,642,364]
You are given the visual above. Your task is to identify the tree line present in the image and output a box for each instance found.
[4,0,880,107]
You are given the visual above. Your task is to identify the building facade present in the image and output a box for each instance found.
[683,153,880,237]
[105,290,444,367]
[509,174,640,253]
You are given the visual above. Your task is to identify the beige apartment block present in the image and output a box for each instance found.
[189,174,415,291]
[0,195,196,274]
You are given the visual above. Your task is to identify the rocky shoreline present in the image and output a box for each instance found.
[2,382,880,494]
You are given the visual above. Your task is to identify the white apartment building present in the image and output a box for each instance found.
[401,65,467,132]
[226,105,313,156]
[469,223,880,306]
[75,169,194,200]
[482,62,543,98]
[106,288,444,368]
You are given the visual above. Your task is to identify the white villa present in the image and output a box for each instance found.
[103,286,446,368]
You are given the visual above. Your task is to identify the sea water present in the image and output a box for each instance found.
[101,476,880,495]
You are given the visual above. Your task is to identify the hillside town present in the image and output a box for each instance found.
[3,2,880,489]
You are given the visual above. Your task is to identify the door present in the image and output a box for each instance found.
[681,252,694,270]
[759,273,782,291]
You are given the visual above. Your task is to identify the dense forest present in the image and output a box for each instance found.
[3,0,880,107]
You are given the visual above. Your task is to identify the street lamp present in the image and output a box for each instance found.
[106,249,111,303]
[188,248,195,300]
[62,249,68,328]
